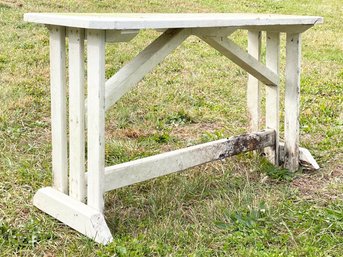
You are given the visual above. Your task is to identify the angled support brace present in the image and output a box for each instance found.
[103,28,190,111]
[197,34,279,86]
[102,129,275,191]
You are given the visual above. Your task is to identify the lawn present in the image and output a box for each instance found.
[0,0,342,256]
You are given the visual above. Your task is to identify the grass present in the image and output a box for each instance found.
[0,0,342,256]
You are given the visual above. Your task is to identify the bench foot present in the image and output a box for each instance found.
[33,187,113,244]
[279,142,319,170]
[298,147,320,170]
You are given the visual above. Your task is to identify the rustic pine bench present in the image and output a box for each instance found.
[24,13,323,244]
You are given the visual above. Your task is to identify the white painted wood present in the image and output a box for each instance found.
[247,30,262,132]
[33,187,113,244]
[238,25,312,33]
[265,32,280,165]
[299,147,319,170]
[49,26,68,194]
[105,29,139,42]
[192,27,236,37]
[67,28,86,202]
[198,35,278,86]
[28,13,324,246]
[104,29,189,110]
[279,142,319,170]
[24,13,323,30]
[284,33,301,171]
[103,130,275,191]
[87,29,106,212]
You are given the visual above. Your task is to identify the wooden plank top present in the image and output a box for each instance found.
[24,13,323,30]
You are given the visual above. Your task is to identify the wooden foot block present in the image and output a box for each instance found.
[279,142,319,170]
[33,187,113,244]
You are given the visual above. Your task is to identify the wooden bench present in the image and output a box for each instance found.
[24,13,322,244]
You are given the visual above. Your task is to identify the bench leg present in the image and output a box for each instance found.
[284,33,301,171]
[86,29,106,213]
[265,32,280,165]
[49,26,68,194]
[67,28,86,202]
[34,27,112,244]
[247,30,262,132]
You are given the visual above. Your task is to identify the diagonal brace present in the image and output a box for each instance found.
[198,34,279,86]
[103,28,190,111]
[102,129,275,191]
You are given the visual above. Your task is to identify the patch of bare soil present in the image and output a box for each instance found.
[106,122,224,141]
[291,155,343,201]
[0,0,22,8]
[169,122,224,140]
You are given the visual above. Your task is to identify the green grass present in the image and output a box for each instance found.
[0,0,342,256]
